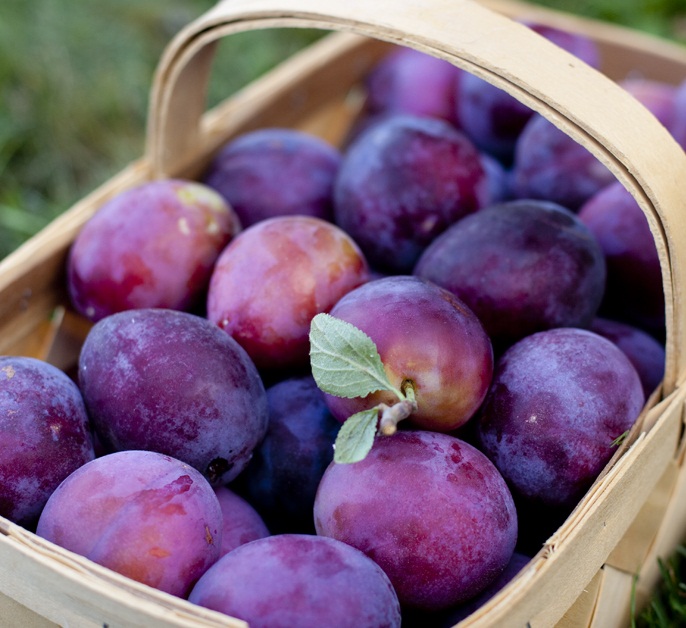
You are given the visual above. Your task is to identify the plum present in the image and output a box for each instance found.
[36,450,222,598]
[364,46,462,125]
[590,317,665,398]
[578,180,665,334]
[0,357,94,527]
[476,328,645,509]
[206,215,369,371]
[202,128,341,228]
[322,276,493,433]
[669,78,686,149]
[511,113,615,211]
[620,77,677,129]
[333,114,489,273]
[78,308,268,485]
[414,199,606,350]
[232,376,338,534]
[455,22,599,163]
[314,430,518,611]
[188,534,401,627]
[213,486,270,557]
[67,179,240,322]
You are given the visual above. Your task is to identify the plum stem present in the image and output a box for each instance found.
[378,380,417,435]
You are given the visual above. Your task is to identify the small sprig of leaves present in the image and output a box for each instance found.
[310,313,416,464]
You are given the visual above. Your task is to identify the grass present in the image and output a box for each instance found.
[1,0,686,624]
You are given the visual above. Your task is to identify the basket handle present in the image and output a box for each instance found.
[146,0,686,395]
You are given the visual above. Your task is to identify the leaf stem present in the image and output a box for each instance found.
[378,380,418,435]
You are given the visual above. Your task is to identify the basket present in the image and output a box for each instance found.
[1,0,686,625]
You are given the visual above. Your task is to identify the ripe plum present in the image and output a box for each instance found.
[414,199,606,350]
[188,534,401,627]
[78,308,268,485]
[202,128,341,228]
[0,357,94,527]
[323,276,493,433]
[233,376,338,534]
[476,328,645,508]
[511,113,615,210]
[213,486,270,557]
[578,180,664,333]
[590,317,665,398]
[36,450,222,598]
[206,215,369,370]
[67,179,240,322]
[314,430,518,610]
[333,114,489,273]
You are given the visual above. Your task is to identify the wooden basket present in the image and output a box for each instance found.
[1,0,686,625]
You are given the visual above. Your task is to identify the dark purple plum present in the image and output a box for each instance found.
[324,276,493,433]
[669,78,686,149]
[590,317,665,398]
[364,46,462,125]
[314,430,518,611]
[476,328,645,509]
[455,22,599,163]
[188,534,401,627]
[213,486,270,557]
[620,78,677,129]
[511,113,615,211]
[206,215,370,371]
[414,200,606,350]
[202,128,341,228]
[232,376,338,534]
[67,179,240,322]
[333,114,489,273]
[78,308,268,485]
[0,357,94,527]
[578,180,664,334]
[36,450,222,598]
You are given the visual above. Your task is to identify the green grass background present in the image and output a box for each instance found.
[1,0,686,624]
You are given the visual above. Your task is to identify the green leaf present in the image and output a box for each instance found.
[334,408,380,464]
[309,313,402,399]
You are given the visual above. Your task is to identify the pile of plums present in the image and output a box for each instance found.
[1,19,678,628]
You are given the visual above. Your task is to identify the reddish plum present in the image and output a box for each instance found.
[621,78,677,128]
[232,376,338,534]
[324,276,493,433]
[213,486,270,557]
[202,128,341,228]
[476,328,645,508]
[206,215,369,370]
[414,200,606,349]
[0,357,94,527]
[189,534,401,627]
[37,450,222,598]
[333,114,489,273]
[67,179,240,322]
[78,308,268,485]
[314,430,518,610]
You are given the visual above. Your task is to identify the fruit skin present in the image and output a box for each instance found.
[232,376,338,534]
[188,534,402,628]
[213,486,270,557]
[590,317,665,398]
[36,450,223,599]
[414,200,607,350]
[578,180,664,334]
[78,308,268,485]
[323,276,494,433]
[68,179,240,322]
[314,430,518,611]
[0,356,95,527]
[511,113,615,211]
[206,215,369,371]
[333,114,489,273]
[476,328,645,509]
[202,128,341,228]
